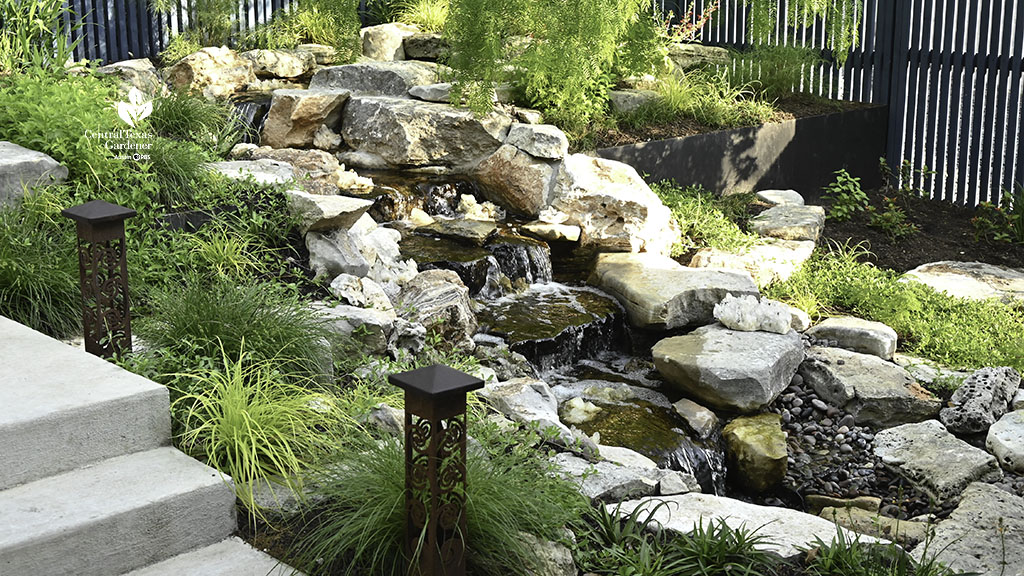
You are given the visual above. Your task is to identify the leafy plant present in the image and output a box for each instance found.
[171,343,348,517]
[152,0,236,51]
[148,91,243,156]
[396,0,449,32]
[665,1,720,43]
[805,522,965,576]
[135,278,332,380]
[651,180,760,257]
[289,419,587,575]
[0,189,81,337]
[239,0,360,60]
[973,182,1024,244]
[867,196,919,240]
[729,44,824,100]
[159,32,202,65]
[743,0,862,65]
[822,169,869,221]
[0,0,83,74]
[765,241,1024,371]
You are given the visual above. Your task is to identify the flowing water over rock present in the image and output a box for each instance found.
[230,92,272,144]
[475,283,624,373]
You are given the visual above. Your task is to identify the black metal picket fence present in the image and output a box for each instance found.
[64,0,1023,205]
[667,0,1024,206]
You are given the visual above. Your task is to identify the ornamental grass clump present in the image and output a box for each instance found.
[171,343,350,518]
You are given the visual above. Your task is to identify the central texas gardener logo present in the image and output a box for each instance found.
[115,88,153,128]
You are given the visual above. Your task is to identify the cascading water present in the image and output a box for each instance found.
[487,235,553,285]
[230,92,272,144]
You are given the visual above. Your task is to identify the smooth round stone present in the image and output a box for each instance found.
[790,373,804,387]
[834,434,846,443]
[838,414,856,428]
[803,435,818,445]
[811,399,829,411]
[821,418,834,427]
[840,444,854,453]
[837,425,850,435]
[792,397,804,408]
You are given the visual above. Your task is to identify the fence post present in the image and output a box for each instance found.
[389,364,484,576]
[61,200,137,358]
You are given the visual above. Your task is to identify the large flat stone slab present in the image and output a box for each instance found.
[799,346,940,427]
[805,316,898,360]
[589,253,758,330]
[749,204,825,242]
[284,189,373,234]
[310,60,439,97]
[902,260,1024,303]
[0,141,68,207]
[652,324,804,412]
[611,493,876,559]
[260,88,350,149]
[125,537,298,575]
[689,238,815,288]
[940,366,1021,434]
[873,420,1002,502]
[911,483,1024,576]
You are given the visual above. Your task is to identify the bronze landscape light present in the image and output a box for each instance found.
[61,199,136,358]
[389,364,485,576]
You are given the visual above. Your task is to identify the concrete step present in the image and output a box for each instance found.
[0,447,236,576]
[123,537,300,576]
[0,316,171,490]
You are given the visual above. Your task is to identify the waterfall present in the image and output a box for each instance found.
[230,92,272,144]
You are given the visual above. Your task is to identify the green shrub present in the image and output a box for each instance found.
[744,0,862,65]
[290,420,587,575]
[159,32,203,65]
[152,0,235,50]
[446,0,652,131]
[0,189,80,337]
[0,0,83,74]
[765,242,1024,371]
[135,278,332,380]
[147,139,215,206]
[729,45,823,100]
[148,91,243,156]
[239,0,360,61]
[822,169,869,221]
[805,523,961,576]
[396,0,449,32]
[651,180,761,257]
[172,344,349,516]
[973,182,1024,244]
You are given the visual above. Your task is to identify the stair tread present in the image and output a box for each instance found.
[0,316,166,428]
[123,537,300,576]
[0,447,231,549]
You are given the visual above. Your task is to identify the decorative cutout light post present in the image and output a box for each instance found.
[389,364,484,576]
[61,200,136,358]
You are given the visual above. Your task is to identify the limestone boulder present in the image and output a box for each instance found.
[799,346,940,427]
[873,420,1002,502]
[608,89,659,115]
[599,445,658,469]
[755,189,804,206]
[611,493,876,559]
[307,215,417,289]
[552,155,679,254]
[260,89,350,149]
[306,229,370,279]
[0,142,68,207]
[521,222,581,242]
[689,238,815,288]
[722,413,788,494]
[749,204,826,242]
[672,398,719,440]
[296,43,338,65]
[667,43,731,71]
[341,96,512,170]
[652,324,804,412]
[360,22,419,61]
[505,124,569,160]
[328,274,395,314]
[911,482,1024,576]
[95,58,166,97]
[713,294,792,334]
[418,218,498,246]
[283,189,373,234]
[589,252,758,330]
[902,260,1024,303]
[206,159,294,186]
[552,453,658,503]
[474,144,558,217]
[477,377,573,445]
[396,269,477,349]
[805,316,898,360]
[310,61,439,97]
[315,302,394,354]
[518,532,576,576]
[987,410,1024,473]
[165,47,256,100]
[403,33,446,60]
[408,82,452,102]
[818,506,929,547]
[940,367,1021,434]
[241,49,315,79]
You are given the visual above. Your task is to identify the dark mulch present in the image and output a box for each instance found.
[591,95,872,149]
[816,188,1024,273]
